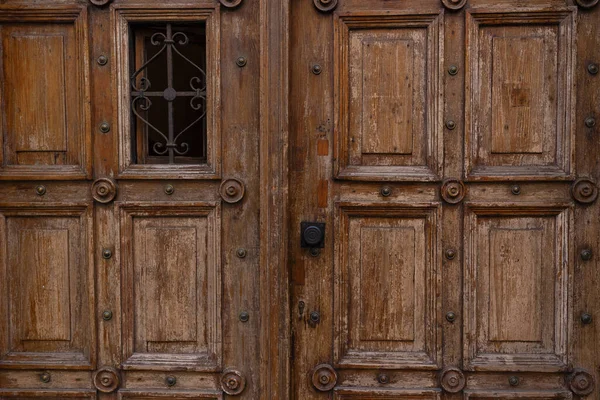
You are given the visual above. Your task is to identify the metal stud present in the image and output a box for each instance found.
[40,372,51,383]
[166,376,177,387]
[239,311,250,323]
[445,120,456,130]
[448,65,459,75]
[581,249,593,261]
[35,185,46,196]
[310,311,320,323]
[312,64,322,75]
[102,310,113,321]
[309,248,320,257]
[446,311,457,323]
[102,249,112,259]
[99,122,111,133]
[236,56,247,67]
[377,373,390,384]
[585,117,596,128]
[511,185,521,195]
[236,248,247,258]
[581,313,593,324]
[445,249,457,260]
[588,63,599,75]
[380,186,392,197]
[509,376,519,386]
[97,55,108,66]
[164,184,175,195]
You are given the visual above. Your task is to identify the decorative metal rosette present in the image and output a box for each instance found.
[92,178,117,204]
[313,0,338,12]
[89,0,112,6]
[440,367,466,393]
[576,0,599,9]
[572,178,598,204]
[93,367,120,393]
[568,369,595,396]
[221,369,246,395]
[220,178,245,204]
[441,179,466,204]
[220,0,243,7]
[311,364,337,392]
[441,0,468,10]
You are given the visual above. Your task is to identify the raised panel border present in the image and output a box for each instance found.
[0,203,95,370]
[118,201,222,372]
[463,202,573,372]
[333,10,444,182]
[334,387,441,399]
[0,6,91,180]
[334,202,442,369]
[464,390,572,399]
[112,4,221,179]
[118,390,222,400]
[464,7,576,181]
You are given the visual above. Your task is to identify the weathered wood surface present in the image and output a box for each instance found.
[0,0,598,399]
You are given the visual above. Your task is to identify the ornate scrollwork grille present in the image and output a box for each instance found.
[131,23,207,164]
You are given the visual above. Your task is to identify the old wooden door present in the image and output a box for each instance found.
[0,0,291,399]
[290,0,600,399]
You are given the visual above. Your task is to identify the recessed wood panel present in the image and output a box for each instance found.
[489,228,542,342]
[334,12,443,181]
[120,203,221,371]
[0,7,90,179]
[335,203,441,369]
[18,229,71,341]
[359,37,414,155]
[359,227,415,342]
[465,8,575,180]
[0,205,94,368]
[464,204,571,371]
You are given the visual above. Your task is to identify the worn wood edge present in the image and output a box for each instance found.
[259,0,290,398]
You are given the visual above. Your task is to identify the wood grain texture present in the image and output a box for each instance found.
[0,6,90,180]
[464,203,572,372]
[334,10,444,181]
[334,203,441,369]
[119,202,221,371]
[465,7,576,180]
[0,204,94,369]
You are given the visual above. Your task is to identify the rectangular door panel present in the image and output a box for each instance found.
[0,205,94,369]
[334,10,443,181]
[0,6,90,180]
[119,203,221,372]
[464,204,572,371]
[334,203,441,369]
[465,7,576,180]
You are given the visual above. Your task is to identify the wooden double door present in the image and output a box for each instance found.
[0,0,599,399]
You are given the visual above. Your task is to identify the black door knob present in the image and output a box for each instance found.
[301,222,325,248]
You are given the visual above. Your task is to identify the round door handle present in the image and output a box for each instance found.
[303,226,323,246]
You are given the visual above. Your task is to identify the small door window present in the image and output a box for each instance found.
[130,23,207,165]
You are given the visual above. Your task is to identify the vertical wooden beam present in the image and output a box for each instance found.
[259,0,290,398]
